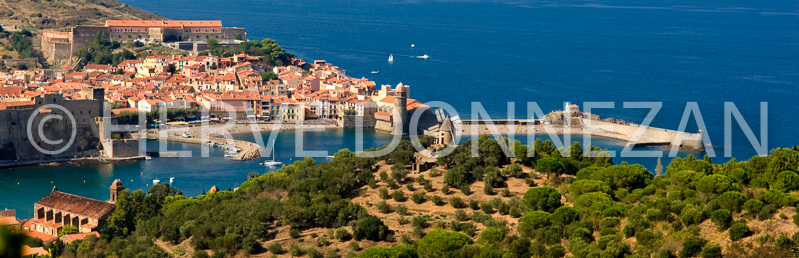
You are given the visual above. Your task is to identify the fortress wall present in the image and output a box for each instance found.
[581,118,704,150]
[0,96,104,161]
[221,28,247,41]
[71,26,110,56]
[339,115,376,129]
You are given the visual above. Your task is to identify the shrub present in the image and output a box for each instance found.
[501,188,511,197]
[392,190,406,202]
[701,244,722,258]
[289,245,304,256]
[405,183,414,191]
[460,184,472,195]
[469,199,480,210]
[353,216,390,241]
[484,184,494,195]
[376,201,392,213]
[411,192,426,204]
[710,209,732,229]
[504,163,523,177]
[776,234,793,249]
[431,195,444,206]
[481,203,494,214]
[679,236,706,258]
[455,210,469,221]
[395,204,408,215]
[268,243,283,254]
[449,197,465,208]
[441,185,450,194]
[334,228,351,241]
[379,188,390,199]
[743,199,764,214]
[416,175,426,184]
[307,247,322,258]
[289,228,301,239]
[387,179,398,189]
[424,182,433,192]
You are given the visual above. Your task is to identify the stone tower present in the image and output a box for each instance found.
[439,116,454,145]
[109,179,124,204]
[393,83,408,135]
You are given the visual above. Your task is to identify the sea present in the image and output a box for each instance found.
[2,0,799,217]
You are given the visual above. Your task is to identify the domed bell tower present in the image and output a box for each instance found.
[109,179,124,204]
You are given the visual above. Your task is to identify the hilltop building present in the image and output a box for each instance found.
[42,20,247,64]
[28,181,122,237]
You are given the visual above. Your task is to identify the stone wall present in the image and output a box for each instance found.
[581,118,705,150]
[338,115,376,129]
[0,95,102,162]
[70,26,109,56]
[4,58,38,69]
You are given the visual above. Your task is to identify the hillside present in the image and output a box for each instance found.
[0,0,162,30]
[3,139,799,257]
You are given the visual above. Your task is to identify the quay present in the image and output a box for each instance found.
[447,110,705,151]
[149,132,264,161]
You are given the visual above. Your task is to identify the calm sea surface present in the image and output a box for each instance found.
[3,0,799,217]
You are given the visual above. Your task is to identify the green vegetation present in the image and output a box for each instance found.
[29,137,799,257]
[201,38,295,66]
[77,32,135,66]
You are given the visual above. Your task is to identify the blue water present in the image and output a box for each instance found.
[3,0,799,217]
[118,0,799,159]
[1,129,396,218]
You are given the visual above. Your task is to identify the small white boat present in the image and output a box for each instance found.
[224,149,238,157]
[388,54,394,63]
[169,177,174,184]
[263,140,282,167]
[371,71,380,74]
[144,156,152,160]
[181,132,191,138]
[153,179,160,184]
[417,54,429,59]
[411,44,415,47]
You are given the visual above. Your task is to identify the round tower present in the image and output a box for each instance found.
[109,179,124,204]
[439,116,454,145]
[393,83,408,135]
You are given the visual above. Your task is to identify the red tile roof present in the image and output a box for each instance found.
[106,20,222,28]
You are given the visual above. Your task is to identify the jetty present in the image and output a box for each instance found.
[150,133,263,161]
[446,111,705,151]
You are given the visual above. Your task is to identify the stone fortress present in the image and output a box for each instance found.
[42,20,247,64]
[0,88,105,162]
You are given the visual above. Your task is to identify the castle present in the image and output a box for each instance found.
[42,20,247,64]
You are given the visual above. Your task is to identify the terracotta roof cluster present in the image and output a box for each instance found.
[35,191,115,218]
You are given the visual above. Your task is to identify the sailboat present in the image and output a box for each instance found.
[388,54,394,63]
[262,141,282,167]
[417,54,429,59]
[411,44,415,48]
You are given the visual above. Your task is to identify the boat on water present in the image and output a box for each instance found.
[411,44,415,47]
[224,149,238,157]
[388,54,394,62]
[371,71,380,74]
[181,132,191,138]
[169,177,175,184]
[144,156,152,160]
[153,179,160,184]
[417,54,429,59]
[261,140,283,167]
